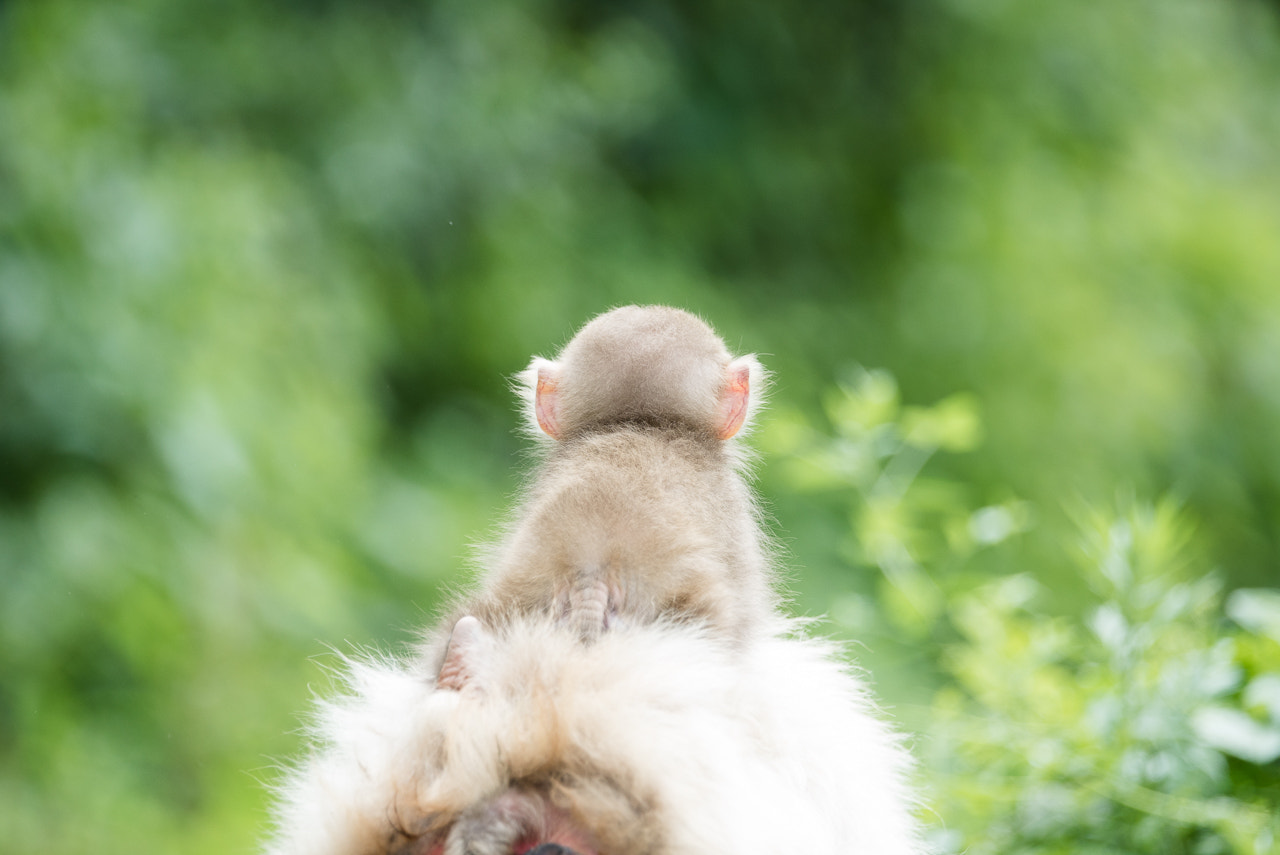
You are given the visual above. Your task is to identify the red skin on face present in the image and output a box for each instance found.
[413,796,598,855]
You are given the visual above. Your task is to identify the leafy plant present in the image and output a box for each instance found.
[788,371,1280,855]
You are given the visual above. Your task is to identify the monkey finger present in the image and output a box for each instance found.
[437,615,489,691]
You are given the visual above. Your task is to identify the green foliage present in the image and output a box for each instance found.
[766,369,1025,643]
[935,508,1279,855]
[791,378,1280,855]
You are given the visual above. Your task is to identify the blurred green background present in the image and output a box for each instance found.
[2,0,1279,852]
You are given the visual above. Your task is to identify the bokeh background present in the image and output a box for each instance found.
[3,0,1280,852]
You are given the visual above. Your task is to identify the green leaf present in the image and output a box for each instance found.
[1243,674,1280,723]
[901,392,983,452]
[1226,589,1280,643]
[1191,707,1280,765]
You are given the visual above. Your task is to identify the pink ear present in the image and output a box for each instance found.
[535,365,563,439]
[717,362,751,440]
[437,616,487,692]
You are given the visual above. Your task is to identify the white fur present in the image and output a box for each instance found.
[266,619,921,855]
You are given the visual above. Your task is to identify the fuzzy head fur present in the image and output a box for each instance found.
[474,306,775,645]
[266,617,921,855]
[519,306,766,442]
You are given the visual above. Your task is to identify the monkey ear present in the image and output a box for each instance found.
[437,616,489,692]
[716,358,754,440]
[534,362,563,440]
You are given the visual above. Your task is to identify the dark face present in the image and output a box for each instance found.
[390,786,602,855]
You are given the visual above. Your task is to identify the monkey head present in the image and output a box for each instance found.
[524,306,764,441]
[267,614,920,855]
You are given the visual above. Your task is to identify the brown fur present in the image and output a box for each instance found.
[442,306,775,651]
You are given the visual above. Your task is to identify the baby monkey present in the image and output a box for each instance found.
[463,305,776,644]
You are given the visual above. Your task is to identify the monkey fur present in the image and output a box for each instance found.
[266,616,922,855]
[464,305,776,644]
[265,307,922,855]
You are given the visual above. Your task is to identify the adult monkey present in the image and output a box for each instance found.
[266,307,921,854]
[267,615,921,855]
